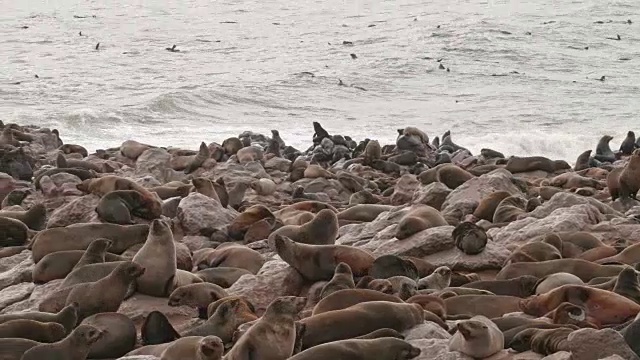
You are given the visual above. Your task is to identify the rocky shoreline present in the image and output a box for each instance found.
[0,120,640,359]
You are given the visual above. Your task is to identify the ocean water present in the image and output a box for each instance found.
[1,0,639,161]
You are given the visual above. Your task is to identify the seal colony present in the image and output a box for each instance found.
[1,122,640,359]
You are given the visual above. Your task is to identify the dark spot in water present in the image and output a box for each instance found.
[446,68,450,72]
[220,21,237,24]
[542,21,556,24]
[95,42,100,50]
[437,25,441,28]
[627,19,633,24]
[500,30,512,35]
[350,53,357,59]
[436,58,443,62]
[343,41,353,45]
[352,85,367,91]
[272,22,280,25]
[299,72,315,77]
[439,64,445,70]
[21,26,29,29]
[525,31,532,35]
[12,82,21,85]
[598,76,606,81]
[619,57,631,61]
[338,79,345,86]
[34,74,39,78]
[368,24,376,27]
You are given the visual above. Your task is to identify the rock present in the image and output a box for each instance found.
[0,280,60,314]
[264,157,291,172]
[180,236,215,252]
[134,176,162,188]
[227,259,305,314]
[0,251,33,292]
[135,148,184,183]
[118,293,196,329]
[567,328,639,360]
[211,161,269,188]
[422,241,511,271]
[336,206,403,247]
[46,194,100,228]
[391,174,421,205]
[116,356,160,360]
[408,338,472,360]
[0,282,35,312]
[174,241,193,271]
[176,193,237,235]
[412,182,452,211]
[488,204,604,245]
[371,226,456,258]
[526,192,623,219]
[403,323,451,340]
[540,352,571,360]
[441,170,524,225]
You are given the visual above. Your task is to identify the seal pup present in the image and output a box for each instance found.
[417,266,451,290]
[449,315,503,358]
[395,205,448,240]
[269,209,338,245]
[224,296,306,360]
[168,283,229,318]
[250,178,276,196]
[271,129,286,148]
[453,222,487,255]
[288,337,421,360]
[0,302,78,334]
[132,219,177,297]
[574,149,592,171]
[0,319,66,342]
[20,324,103,360]
[319,262,355,299]
[96,190,162,224]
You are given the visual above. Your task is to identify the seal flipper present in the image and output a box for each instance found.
[141,311,180,345]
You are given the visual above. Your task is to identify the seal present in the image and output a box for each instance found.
[492,195,527,223]
[58,143,89,157]
[461,275,539,297]
[472,191,511,222]
[497,258,624,282]
[132,219,177,297]
[369,255,421,280]
[160,335,224,360]
[336,204,394,223]
[520,284,640,325]
[445,295,523,318]
[1,188,31,208]
[195,267,252,288]
[406,294,447,319]
[65,261,145,322]
[150,184,192,200]
[0,319,66,343]
[273,234,375,281]
[192,177,222,203]
[452,222,487,255]
[505,237,563,265]
[80,312,137,359]
[546,302,598,328]
[387,276,418,300]
[319,262,355,299]
[20,324,103,360]
[0,203,46,230]
[224,296,306,360]
[505,156,571,173]
[227,205,275,240]
[620,131,637,155]
[96,190,162,224]
[0,302,78,334]
[32,238,120,283]
[612,266,640,303]
[436,164,474,189]
[56,153,103,172]
[288,337,421,360]
[534,273,584,295]
[595,135,616,162]
[574,150,592,171]
[448,315,504,358]
[509,327,573,355]
[120,140,153,159]
[168,283,229,318]
[0,338,40,360]
[250,178,276,196]
[195,244,264,274]
[236,146,264,164]
[417,266,452,290]
[222,137,242,155]
[395,205,448,240]
[301,301,424,349]
[0,216,29,247]
[141,311,180,345]
[312,289,402,315]
[184,142,211,174]
[610,149,640,200]
[77,175,155,200]
[184,297,258,343]
[269,209,338,245]
[30,223,149,263]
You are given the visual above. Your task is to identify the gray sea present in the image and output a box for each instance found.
[1,0,639,161]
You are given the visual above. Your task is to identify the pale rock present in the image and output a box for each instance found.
[264,157,291,172]
[174,241,193,272]
[336,206,403,247]
[409,338,472,360]
[49,172,82,187]
[0,282,35,312]
[441,170,524,225]
[412,182,452,211]
[227,259,305,314]
[391,174,421,205]
[134,175,162,188]
[372,226,456,258]
[488,204,604,245]
[526,192,622,219]
[135,148,184,183]
[210,161,269,188]
[403,322,451,340]
[118,293,197,329]
[0,280,61,314]
[176,193,237,235]
[180,236,215,252]
[567,328,639,360]
[46,194,100,228]
[0,251,33,292]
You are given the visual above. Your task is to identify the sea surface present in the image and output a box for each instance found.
[1,0,639,161]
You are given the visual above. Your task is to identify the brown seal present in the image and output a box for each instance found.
[497,258,624,282]
[417,266,451,290]
[120,140,153,159]
[32,238,120,283]
[30,223,149,263]
[395,205,448,240]
[222,137,242,155]
[445,295,523,318]
[270,209,338,245]
[0,216,28,247]
[336,204,394,223]
[520,284,640,325]
[195,244,264,274]
[0,203,46,230]
[597,241,640,265]
[185,297,257,343]
[96,190,162,224]
[448,315,504,358]
[184,142,211,174]
[492,195,527,223]
[612,267,640,303]
[312,289,402,315]
[20,324,103,360]
[550,172,601,189]
[508,327,572,355]
[227,205,275,240]
[461,275,539,297]
[505,236,563,265]
[0,319,66,343]
[612,149,640,200]
[56,153,103,173]
[0,302,78,334]
[76,175,155,199]
[65,261,145,321]
[304,164,335,179]
[192,177,222,203]
[224,296,306,360]
[250,178,276,196]
[436,164,475,189]
[452,222,487,255]
[387,276,418,299]
[132,219,176,297]
[0,338,40,359]
[319,262,355,299]
[80,312,137,359]
[149,184,192,200]
[534,273,584,295]
[1,189,31,208]
[160,335,224,360]
[141,311,180,345]
[273,234,375,281]
[195,267,252,288]
[362,140,381,165]
[574,150,592,171]
[505,156,570,173]
[236,146,264,164]
[545,302,598,328]
[168,283,229,318]
[369,255,421,280]
[301,301,424,349]
[406,294,446,319]
[59,143,89,157]
[289,337,421,360]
